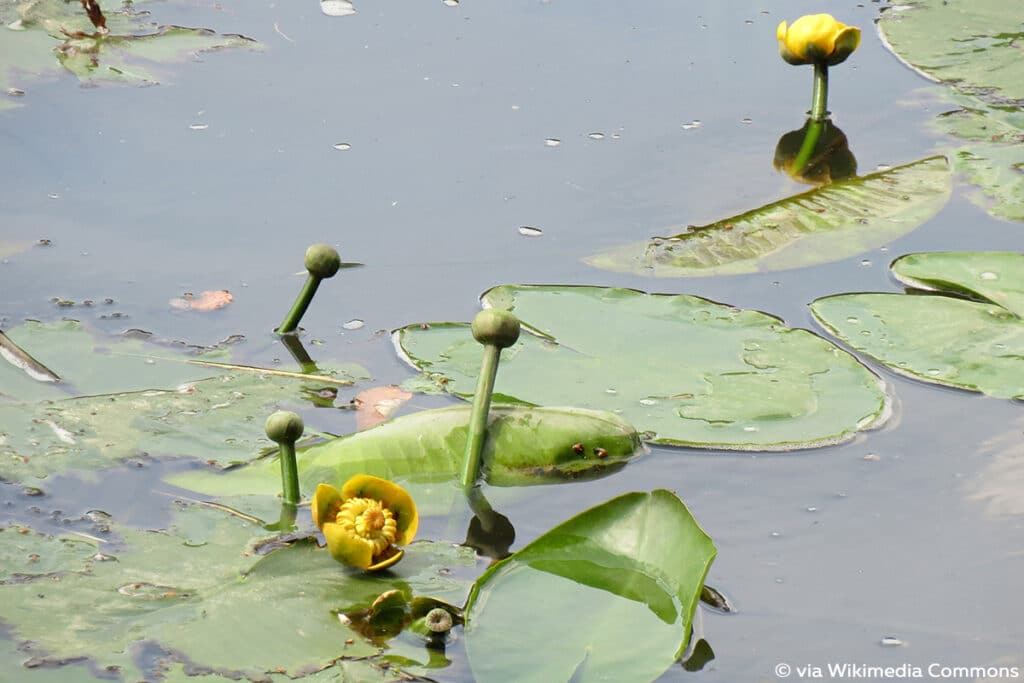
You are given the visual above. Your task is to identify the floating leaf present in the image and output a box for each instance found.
[168,404,643,500]
[811,251,1024,399]
[169,289,234,311]
[0,505,476,680]
[878,0,1024,105]
[0,0,257,106]
[396,286,890,450]
[464,490,715,682]
[585,156,950,277]
[0,322,368,482]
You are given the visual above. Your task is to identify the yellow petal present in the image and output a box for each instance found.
[311,482,343,530]
[366,547,405,571]
[777,14,859,66]
[341,475,419,546]
[322,521,375,569]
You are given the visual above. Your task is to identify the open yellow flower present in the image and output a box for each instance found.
[311,476,418,571]
[777,14,860,66]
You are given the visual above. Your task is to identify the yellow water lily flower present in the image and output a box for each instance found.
[312,476,418,571]
[777,14,860,66]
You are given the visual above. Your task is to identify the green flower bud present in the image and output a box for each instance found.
[304,244,341,279]
[471,309,521,349]
[265,410,305,444]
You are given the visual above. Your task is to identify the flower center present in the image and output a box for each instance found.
[336,497,399,557]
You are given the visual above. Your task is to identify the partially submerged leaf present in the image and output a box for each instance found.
[464,490,715,682]
[354,385,414,430]
[396,285,890,450]
[585,156,950,277]
[168,404,643,499]
[169,290,234,311]
[934,105,1024,222]
[811,251,1024,399]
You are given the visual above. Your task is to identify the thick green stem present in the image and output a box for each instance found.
[280,333,318,374]
[277,276,322,335]
[460,344,501,489]
[810,61,829,123]
[267,501,298,532]
[279,442,301,505]
[792,118,826,174]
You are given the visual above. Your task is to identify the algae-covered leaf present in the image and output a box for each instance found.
[811,251,1024,399]
[585,156,950,277]
[0,505,476,679]
[168,404,643,502]
[464,490,715,682]
[878,0,1024,105]
[396,286,890,451]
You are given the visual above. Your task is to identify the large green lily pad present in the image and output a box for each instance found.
[878,0,1024,105]
[585,156,950,277]
[0,321,369,482]
[396,286,890,450]
[464,490,715,682]
[0,0,256,105]
[811,251,1024,399]
[0,504,476,681]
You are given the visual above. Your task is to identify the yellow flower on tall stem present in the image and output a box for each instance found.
[312,475,418,571]
[776,14,861,122]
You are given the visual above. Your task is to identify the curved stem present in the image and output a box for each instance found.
[810,62,829,123]
[460,344,501,489]
[791,118,826,174]
[277,276,322,335]
[278,441,301,505]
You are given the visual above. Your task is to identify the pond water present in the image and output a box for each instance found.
[2,0,1022,681]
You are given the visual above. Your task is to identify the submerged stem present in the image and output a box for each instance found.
[791,118,826,174]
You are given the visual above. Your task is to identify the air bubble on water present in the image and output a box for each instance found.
[588,132,605,140]
[611,133,621,140]
[681,120,702,130]
[979,271,998,280]
[740,117,753,125]
[321,0,356,16]
[518,226,543,237]
[443,0,459,6]
[860,259,872,267]
[342,319,364,330]
[47,193,60,200]
[880,636,904,647]
[846,316,860,325]
[544,138,561,147]
[743,425,759,432]
[639,398,658,406]
[806,506,817,512]
[189,123,208,131]
[333,143,352,151]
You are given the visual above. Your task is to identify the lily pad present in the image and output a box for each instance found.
[934,105,1024,222]
[396,286,890,450]
[810,251,1024,399]
[0,0,257,104]
[878,0,1024,105]
[464,490,715,682]
[168,404,644,502]
[0,504,476,680]
[585,156,950,277]
[0,321,369,482]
